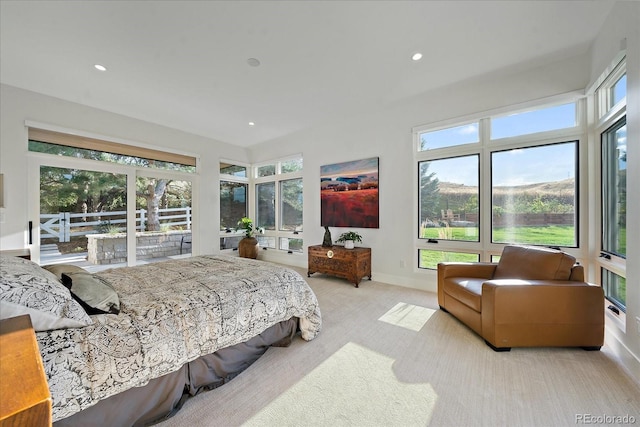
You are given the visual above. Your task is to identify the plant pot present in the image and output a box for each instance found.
[344,240,355,249]
[238,237,259,259]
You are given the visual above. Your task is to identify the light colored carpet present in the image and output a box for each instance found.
[157,267,640,427]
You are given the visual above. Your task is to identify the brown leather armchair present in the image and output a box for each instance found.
[437,245,604,351]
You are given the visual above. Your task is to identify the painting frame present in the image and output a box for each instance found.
[320,157,379,228]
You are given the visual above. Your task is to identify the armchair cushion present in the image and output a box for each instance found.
[492,245,576,281]
[442,277,484,312]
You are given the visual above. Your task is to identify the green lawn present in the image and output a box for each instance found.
[421,225,575,246]
[420,225,576,269]
[419,250,479,269]
[492,225,575,246]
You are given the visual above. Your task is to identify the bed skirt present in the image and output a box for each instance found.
[53,317,299,426]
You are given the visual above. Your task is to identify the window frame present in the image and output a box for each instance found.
[253,155,304,254]
[595,107,627,316]
[219,159,250,252]
[596,58,627,121]
[490,140,580,248]
[414,96,585,271]
[595,59,627,316]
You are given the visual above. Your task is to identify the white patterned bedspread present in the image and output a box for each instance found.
[36,255,322,422]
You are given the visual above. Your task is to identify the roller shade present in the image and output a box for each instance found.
[28,128,196,167]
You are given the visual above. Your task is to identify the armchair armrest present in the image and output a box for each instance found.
[437,262,497,307]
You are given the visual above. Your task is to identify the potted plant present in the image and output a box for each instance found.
[336,231,363,249]
[237,217,263,258]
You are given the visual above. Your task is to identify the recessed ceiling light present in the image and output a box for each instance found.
[94,64,107,71]
[411,53,423,61]
[248,122,255,126]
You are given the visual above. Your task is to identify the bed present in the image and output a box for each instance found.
[0,254,322,426]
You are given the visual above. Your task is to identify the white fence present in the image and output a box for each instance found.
[40,207,192,242]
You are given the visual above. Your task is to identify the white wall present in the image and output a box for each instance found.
[0,84,249,255]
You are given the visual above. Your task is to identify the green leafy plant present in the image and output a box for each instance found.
[336,231,363,244]
[97,220,121,234]
[237,217,264,238]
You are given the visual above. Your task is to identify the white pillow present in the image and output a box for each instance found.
[0,255,92,331]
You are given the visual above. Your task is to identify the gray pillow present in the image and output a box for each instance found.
[61,272,120,315]
[43,263,87,281]
[0,255,92,331]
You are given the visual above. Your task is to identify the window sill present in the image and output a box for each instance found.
[605,300,626,332]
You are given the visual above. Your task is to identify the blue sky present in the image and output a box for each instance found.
[422,103,577,186]
[321,157,379,180]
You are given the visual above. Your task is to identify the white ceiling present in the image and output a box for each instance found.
[0,1,615,147]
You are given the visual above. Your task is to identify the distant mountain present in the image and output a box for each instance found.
[439,178,575,195]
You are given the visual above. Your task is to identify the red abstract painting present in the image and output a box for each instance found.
[321,157,379,228]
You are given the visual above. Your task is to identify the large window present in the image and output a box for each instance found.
[29,126,195,267]
[491,142,577,247]
[415,100,581,270]
[254,156,304,253]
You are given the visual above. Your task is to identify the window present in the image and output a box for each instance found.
[280,178,303,231]
[256,182,275,230]
[220,162,247,178]
[418,122,479,151]
[611,74,627,108]
[415,100,581,270]
[602,269,626,313]
[491,142,578,247]
[491,103,576,139]
[219,161,249,251]
[597,57,627,314]
[597,58,626,119]
[257,164,276,177]
[254,156,304,253]
[600,119,626,312]
[418,155,479,242]
[601,119,627,259]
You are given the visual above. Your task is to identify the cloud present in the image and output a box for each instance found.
[458,124,478,135]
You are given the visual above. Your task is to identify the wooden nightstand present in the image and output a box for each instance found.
[0,315,51,427]
[307,245,371,287]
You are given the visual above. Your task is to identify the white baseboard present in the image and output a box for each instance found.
[605,327,640,386]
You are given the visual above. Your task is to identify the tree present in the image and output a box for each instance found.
[137,178,170,231]
[419,162,440,223]
[39,166,126,215]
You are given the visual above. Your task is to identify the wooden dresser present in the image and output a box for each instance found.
[0,315,51,427]
[307,245,371,287]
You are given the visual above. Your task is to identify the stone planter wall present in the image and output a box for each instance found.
[87,230,191,265]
